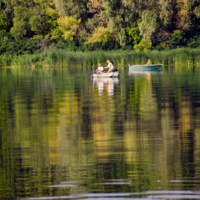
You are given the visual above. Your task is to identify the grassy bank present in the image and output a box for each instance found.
[1,48,200,68]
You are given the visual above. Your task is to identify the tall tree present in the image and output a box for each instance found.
[9,0,57,40]
[54,0,89,20]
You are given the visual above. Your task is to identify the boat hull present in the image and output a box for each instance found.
[129,64,162,70]
[92,71,119,78]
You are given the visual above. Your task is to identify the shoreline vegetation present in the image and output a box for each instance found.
[0,1,200,69]
[0,48,200,68]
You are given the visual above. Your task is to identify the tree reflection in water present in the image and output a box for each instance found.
[0,67,199,199]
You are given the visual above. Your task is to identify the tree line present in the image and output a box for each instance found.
[0,0,200,55]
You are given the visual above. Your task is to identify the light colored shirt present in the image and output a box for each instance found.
[98,66,104,71]
[107,62,114,70]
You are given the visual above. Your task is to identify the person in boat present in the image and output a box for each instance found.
[96,63,104,74]
[104,60,115,73]
[146,59,151,65]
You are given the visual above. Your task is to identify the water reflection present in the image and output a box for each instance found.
[128,69,163,76]
[25,190,200,199]
[93,78,119,97]
[0,68,200,199]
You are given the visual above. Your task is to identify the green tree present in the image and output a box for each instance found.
[138,10,158,45]
[0,11,7,32]
[10,2,33,41]
[134,39,152,52]
[126,20,141,45]
[169,30,183,48]
[86,26,114,45]
[54,0,89,19]
[10,0,57,41]
[57,16,81,41]
[29,7,59,39]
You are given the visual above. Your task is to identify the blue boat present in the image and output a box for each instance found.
[128,64,163,70]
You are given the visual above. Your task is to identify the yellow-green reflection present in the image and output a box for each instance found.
[0,67,200,199]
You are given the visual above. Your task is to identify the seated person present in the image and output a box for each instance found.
[96,63,104,74]
[104,60,115,73]
[146,59,151,65]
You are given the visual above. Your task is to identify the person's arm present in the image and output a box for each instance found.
[105,63,111,69]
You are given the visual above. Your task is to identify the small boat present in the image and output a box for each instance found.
[92,71,119,78]
[128,64,163,70]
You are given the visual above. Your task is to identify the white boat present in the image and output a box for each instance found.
[92,71,119,78]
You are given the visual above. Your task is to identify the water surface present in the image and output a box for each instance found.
[0,66,200,199]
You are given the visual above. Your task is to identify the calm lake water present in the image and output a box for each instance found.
[1,66,200,200]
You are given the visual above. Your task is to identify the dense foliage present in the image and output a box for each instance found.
[0,48,199,68]
[0,0,200,55]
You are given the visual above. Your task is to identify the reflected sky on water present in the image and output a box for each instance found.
[0,67,200,199]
